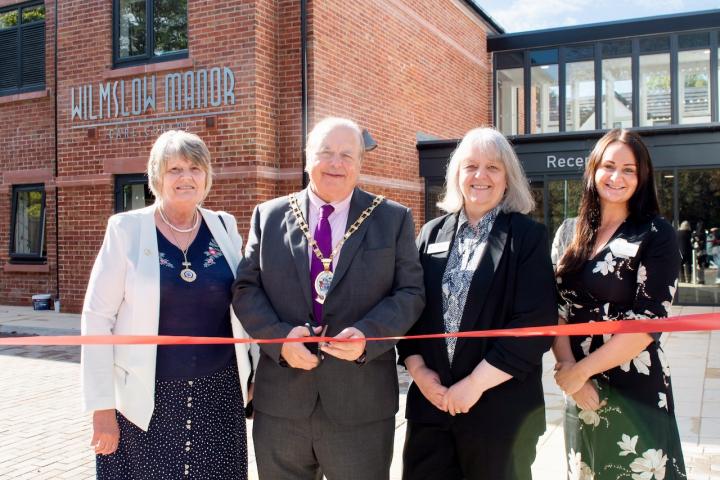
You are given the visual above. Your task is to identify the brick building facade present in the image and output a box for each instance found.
[0,0,499,311]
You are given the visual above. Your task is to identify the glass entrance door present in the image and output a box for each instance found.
[547,177,583,239]
[675,168,720,305]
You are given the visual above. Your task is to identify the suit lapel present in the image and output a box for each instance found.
[425,214,457,332]
[286,189,313,311]
[425,214,458,380]
[454,212,510,357]
[136,206,161,335]
[326,188,373,296]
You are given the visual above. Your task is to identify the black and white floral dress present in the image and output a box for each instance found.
[553,216,686,480]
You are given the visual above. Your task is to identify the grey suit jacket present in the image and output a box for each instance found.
[232,187,425,425]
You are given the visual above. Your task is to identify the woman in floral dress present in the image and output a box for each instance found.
[552,129,686,480]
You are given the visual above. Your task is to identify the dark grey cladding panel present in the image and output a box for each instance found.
[513,129,720,174]
[418,127,720,178]
[417,140,458,178]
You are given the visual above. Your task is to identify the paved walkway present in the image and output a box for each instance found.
[0,304,718,479]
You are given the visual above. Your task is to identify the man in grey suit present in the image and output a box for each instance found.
[232,117,425,480]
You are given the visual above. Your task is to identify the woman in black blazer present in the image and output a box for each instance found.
[397,128,557,480]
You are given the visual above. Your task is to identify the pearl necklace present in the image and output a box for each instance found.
[158,206,200,282]
[158,207,200,233]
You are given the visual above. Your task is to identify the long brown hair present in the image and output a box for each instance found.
[557,129,659,276]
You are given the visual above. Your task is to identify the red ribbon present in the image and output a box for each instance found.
[0,313,718,346]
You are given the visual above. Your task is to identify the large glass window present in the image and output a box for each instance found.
[546,177,583,241]
[10,184,46,261]
[531,65,559,133]
[655,170,674,223]
[0,2,45,96]
[676,168,720,305]
[678,49,711,124]
[602,57,633,129]
[496,68,525,135]
[529,180,544,225]
[114,0,187,67]
[639,53,671,126]
[565,61,595,131]
[115,174,154,212]
[424,180,445,223]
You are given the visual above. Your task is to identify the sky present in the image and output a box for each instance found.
[475,0,720,33]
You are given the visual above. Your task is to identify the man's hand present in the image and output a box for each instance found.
[91,409,120,455]
[411,365,448,411]
[321,327,366,361]
[280,326,321,370]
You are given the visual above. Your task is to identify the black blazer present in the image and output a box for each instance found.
[397,211,557,439]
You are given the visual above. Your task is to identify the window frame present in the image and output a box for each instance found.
[494,29,720,135]
[0,0,46,97]
[115,173,154,213]
[9,183,47,263]
[112,0,188,68]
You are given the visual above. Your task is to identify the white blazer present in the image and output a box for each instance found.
[81,205,259,431]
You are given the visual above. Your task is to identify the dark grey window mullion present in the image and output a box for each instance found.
[112,0,119,64]
[524,50,531,135]
[710,31,718,123]
[594,43,602,130]
[14,12,21,89]
[672,168,679,228]
[542,179,549,228]
[631,39,640,127]
[492,53,498,127]
[18,9,24,89]
[670,35,679,125]
[559,47,566,132]
[146,0,154,59]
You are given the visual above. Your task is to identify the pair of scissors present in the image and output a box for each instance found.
[304,322,329,361]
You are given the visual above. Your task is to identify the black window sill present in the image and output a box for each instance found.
[113,50,189,70]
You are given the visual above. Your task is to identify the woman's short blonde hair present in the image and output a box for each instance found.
[147,130,213,202]
[437,127,534,215]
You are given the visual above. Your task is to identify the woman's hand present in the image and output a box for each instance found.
[411,365,448,411]
[572,381,601,411]
[443,375,484,416]
[91,409,120,455]
[554,361,590,396]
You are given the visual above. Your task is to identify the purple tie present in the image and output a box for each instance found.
[311,204,334,325]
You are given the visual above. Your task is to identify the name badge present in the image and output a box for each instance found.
[427,241,450,254]
[608,238,640,258]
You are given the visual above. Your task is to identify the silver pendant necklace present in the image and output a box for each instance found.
[159,207,199,282]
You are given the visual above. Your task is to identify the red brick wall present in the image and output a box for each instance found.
[55,0,285,311]
[309,0,492,227]
[1,0,493,311]
[0,0,57,307]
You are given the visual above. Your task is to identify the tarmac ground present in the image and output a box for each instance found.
[0,304,718,479]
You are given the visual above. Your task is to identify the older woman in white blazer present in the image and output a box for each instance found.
[81,130,259,479]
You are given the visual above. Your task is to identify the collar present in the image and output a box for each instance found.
[307,187,353,217]
[457,205,501,234]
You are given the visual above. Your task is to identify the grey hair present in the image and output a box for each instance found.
[679,220,691,231]
[305,117,365,171]
[437,127,534,214]
[147,130,213,202]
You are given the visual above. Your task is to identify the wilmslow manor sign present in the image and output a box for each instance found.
[70,66,236,122]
